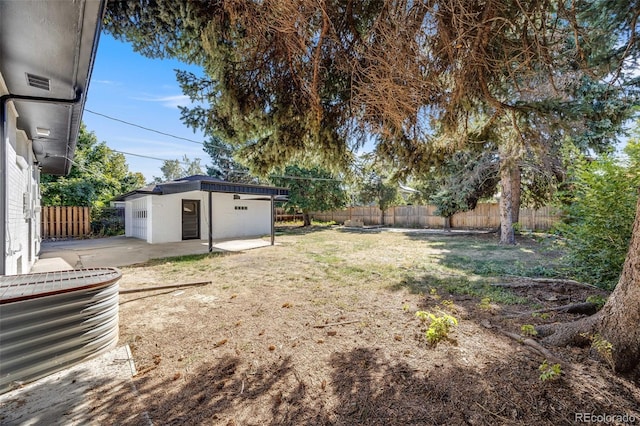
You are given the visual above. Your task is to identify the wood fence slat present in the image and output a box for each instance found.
[42,206,48,239]
[86,207,89,235]
[70,206,76,237]
[54,206,60,237]
[61,207,67,237]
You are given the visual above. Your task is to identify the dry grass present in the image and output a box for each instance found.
[104,226,639,425]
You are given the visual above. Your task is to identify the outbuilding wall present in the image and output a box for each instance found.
[125,196,152,241]
[210,193,271,240]
[127,190,272,244]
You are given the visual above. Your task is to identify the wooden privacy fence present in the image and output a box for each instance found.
[302,203,562,231]
[41,206,91,239]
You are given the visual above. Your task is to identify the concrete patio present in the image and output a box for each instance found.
[1,236,275,424]
[32,235,274,273]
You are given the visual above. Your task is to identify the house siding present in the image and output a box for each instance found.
[3,102,40,274]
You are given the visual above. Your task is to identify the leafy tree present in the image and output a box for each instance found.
[428,150,499,229]
[270,165,346,227]
[154,155,203,182]
[155,159,182,182]
[558,136,640,289]
[41,124,145,207]
[355,155,403,225]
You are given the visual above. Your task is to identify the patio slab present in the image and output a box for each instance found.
[34,236,274,271]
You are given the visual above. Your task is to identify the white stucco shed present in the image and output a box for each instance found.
[115,175,289,247]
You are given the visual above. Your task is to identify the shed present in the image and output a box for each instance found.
[114,175,289,248]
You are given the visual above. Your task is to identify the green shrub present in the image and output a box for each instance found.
[556,139,640,289]
[415,311,458,345]
[91,206,124,236]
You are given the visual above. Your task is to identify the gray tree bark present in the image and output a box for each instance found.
[511,164,521,225]
[499,161,516,245]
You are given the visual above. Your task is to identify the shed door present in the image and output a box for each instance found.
[182,200,200,240]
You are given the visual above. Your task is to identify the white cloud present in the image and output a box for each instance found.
[93,79,121,86]
[132,94,193,109]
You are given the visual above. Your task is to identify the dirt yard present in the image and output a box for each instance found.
[103,226,639,425]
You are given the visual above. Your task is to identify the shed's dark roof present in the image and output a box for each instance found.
[176,175,223,183]
[113,175,288,201]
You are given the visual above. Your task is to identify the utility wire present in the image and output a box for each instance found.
[112,150,182,163]
[85,109,204,146]
[112,150,342,182]
[87,110,343,182]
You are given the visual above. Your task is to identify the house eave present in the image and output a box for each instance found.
[0,0,105,175]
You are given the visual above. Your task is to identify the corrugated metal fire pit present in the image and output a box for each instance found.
[0,268,122,394]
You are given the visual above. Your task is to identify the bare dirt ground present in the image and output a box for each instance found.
[102,226,639,425]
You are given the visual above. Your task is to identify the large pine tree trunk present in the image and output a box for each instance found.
[499,162,516,245]
[511,164,521,225]
[541,195,640,373]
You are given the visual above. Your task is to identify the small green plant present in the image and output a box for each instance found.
[415,311,430,322]
[539,360,562,381]
[478,297,492,311]
[584,333,614,368]
[532,312,551,320]
[441,299,458,313]
[512,222,523,234]
[520,324,538,337]
[402,303,410,312]
[429,287,441,300]
[415,311,458,345]
[585,295,607,310]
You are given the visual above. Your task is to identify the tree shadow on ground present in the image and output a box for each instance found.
[276,224,337,237]
[390,270,533,307]
[102,348,639,425]
[398,230,567,280]
[126,252,234,268]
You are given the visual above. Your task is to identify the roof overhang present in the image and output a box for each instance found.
[0,0,105,175]
[113,178,289,201]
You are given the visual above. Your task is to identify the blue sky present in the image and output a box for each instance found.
[82,33,207,182]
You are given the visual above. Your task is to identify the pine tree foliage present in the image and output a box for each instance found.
[105,1,637,242]
[203,137,254,183]
[429,150,500,218]
[354,155,403,218]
